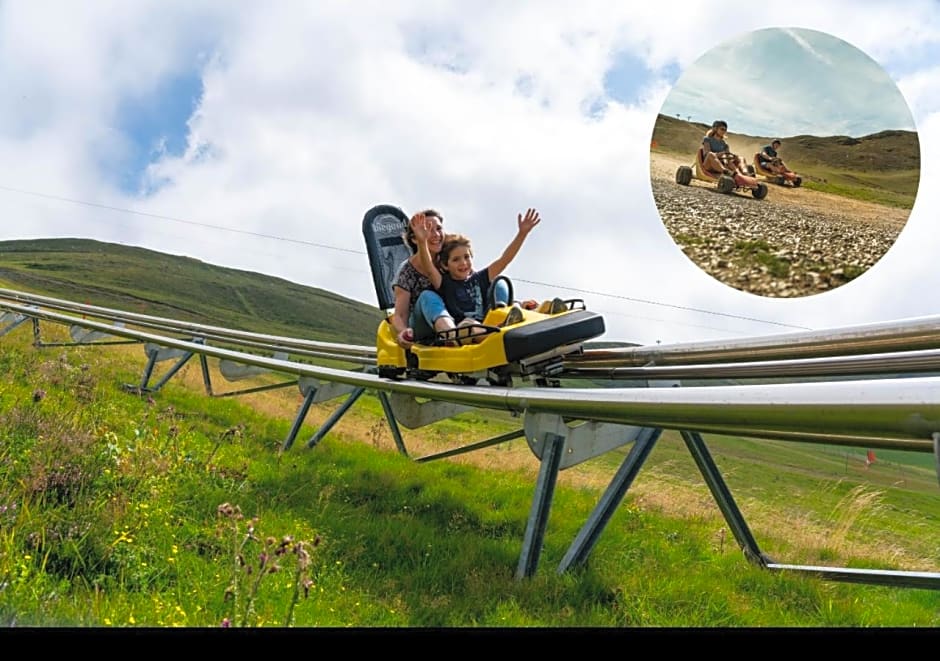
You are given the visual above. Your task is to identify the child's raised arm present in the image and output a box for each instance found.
[487,208,540,279]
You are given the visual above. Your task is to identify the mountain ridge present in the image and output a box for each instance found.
[651,113,920,173]
[0,237,384,346]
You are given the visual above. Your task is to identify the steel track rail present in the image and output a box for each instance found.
[0,288,377,363]
[569,313,940,366]
[563,347,940,381]
[2,299,937,453]
[12,288,940,385]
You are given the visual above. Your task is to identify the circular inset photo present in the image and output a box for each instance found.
[650,27,919,298]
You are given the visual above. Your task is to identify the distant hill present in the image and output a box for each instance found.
[650,114,920,206]
[0,238,384,346]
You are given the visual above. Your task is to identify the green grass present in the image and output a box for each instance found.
[801,177,916,209]
[0,323,937,628]
[734,240,790,278]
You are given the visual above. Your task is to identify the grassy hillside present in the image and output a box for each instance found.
[0,239,937,627]
[0,322,937,627]
[0,238,384,346]
[650,114,920,208]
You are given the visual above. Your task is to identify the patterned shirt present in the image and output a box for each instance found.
[393,259,434,310]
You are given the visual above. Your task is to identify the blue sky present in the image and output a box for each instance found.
[1,1,940,345]
[112,71,203,194]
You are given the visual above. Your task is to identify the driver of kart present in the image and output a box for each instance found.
[758,139,790,174]
[702,120,748,177]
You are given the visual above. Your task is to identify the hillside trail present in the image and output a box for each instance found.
[649,150,911,231]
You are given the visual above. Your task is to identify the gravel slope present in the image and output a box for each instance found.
[649,152,910,298]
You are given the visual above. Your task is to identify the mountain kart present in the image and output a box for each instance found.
[676,149,769,199]
[752,153,802,187]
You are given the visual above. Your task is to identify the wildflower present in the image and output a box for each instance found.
[296,544,311,569]
[217,503,240,518]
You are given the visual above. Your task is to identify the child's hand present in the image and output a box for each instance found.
[517,208,541,234]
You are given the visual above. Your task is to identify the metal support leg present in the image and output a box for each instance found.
[377,391,408,456]
[282,388,317,451]
[137,347,159,392]
[148,351,195,393]
[306,387,366,449]
[201,352,297,398]
[933,432,940,487]
[415,428,525,463]
[515,432,564,579]
[681,431,940,589]
[680,430,769,566]
[200,353,214,395]
[557,427,662,574]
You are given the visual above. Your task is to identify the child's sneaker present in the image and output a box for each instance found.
[501,307,524,327]
[455,318,488,345]
[549,297,567,314]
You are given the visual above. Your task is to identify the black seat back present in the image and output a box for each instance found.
[362,205,411,311]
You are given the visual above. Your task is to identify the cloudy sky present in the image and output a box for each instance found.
[660,27,917,138]
[1,1,939,346]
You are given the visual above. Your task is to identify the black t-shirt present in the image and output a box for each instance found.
[439,269,492,324]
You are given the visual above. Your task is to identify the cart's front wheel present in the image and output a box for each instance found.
[675,165,693,185]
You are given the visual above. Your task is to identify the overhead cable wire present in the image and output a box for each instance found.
[0,183,808,332]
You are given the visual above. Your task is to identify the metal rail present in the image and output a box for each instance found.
[0,288,377,363]
[12,289,940,384]
[569,313,940,365]
[562,347,940,381]
[1,299,936,451]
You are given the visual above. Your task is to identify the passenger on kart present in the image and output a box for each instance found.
[418,208,543,345]
[390,209,458,350]
[701,120,762,190]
